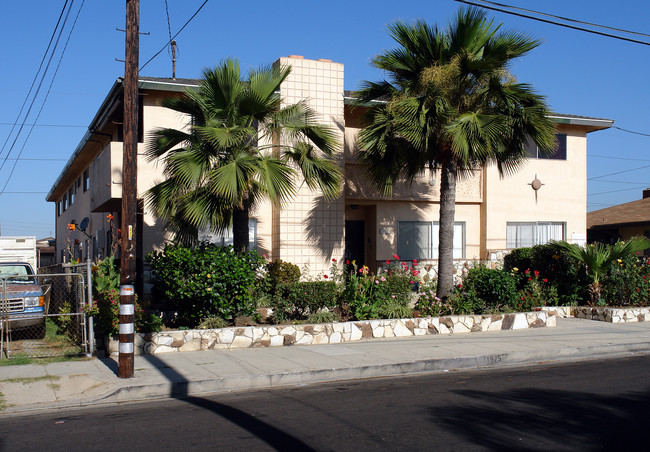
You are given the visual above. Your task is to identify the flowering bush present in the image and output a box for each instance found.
[515,269,559,311]
[414,290,451,317]
[601,254,650,306]
[85,289,161,337]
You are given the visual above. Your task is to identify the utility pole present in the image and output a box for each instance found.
[119,0,139,379]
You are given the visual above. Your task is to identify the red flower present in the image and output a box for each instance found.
[332,258,337,263]
[409,280,414,284]
[323,275,329,279]
[413,259,418,265]
[528,277,532,281]
[534,270,540,277]
[346,260,350,265]
[393,254,400,260]
[525,269,530,274]
[386,259,390,265]
[543,278,548,283]
[412,270,420,276]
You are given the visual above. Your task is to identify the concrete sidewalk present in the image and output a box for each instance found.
[2,317,650,415]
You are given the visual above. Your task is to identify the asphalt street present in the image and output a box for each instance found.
[1,354,648,451]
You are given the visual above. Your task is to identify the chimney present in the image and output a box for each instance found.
[644,188,650,199]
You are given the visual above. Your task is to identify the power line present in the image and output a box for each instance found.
[589,154,650,162]
[0,122,84,128]
[0,0,85,196]
[588,163,650,180]
[589,179,649,185]
[466,0,650,38]
[0,0,72,163]
[612,126,650,137]
[140,0,209,71]
[588,186,648,196]
[454,0,650,46]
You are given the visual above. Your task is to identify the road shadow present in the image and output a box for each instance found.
[139,353,316,451]
[431,386,650,450]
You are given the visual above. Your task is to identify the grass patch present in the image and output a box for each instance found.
[0,391,5,412]
[0,355,91,367]
[1,375,61,384]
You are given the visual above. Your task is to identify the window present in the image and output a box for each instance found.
[506,222,565,248]
[68,187,74,206]
[57,201,61,217]
[398,221,465,260]
[62,194,68,212]
[198,219,258,250]
[83,169,90,192]
[525,134,567,160]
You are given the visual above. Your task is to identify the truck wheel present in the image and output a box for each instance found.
[34,320,46,340]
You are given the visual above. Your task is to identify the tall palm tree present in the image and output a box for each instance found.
[146,59,342,253]
[355,7,556,299]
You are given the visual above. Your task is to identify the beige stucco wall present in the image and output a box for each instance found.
[483,125,587,251]
[272,56,346,277]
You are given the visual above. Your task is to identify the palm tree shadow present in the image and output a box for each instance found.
[431,387,650,451]
[303,195,344,261]
[139,353,316,451]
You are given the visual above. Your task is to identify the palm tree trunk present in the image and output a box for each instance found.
[436,160,457,300]
[232,200,250,255]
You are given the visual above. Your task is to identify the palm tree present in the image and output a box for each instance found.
[146,59,342,253]
[355,7,556,299]
[550,237,650,305]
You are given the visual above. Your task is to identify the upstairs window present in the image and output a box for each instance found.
[83,169,90,192]
[525,134,567,160]
[68,186,74,206]
[62,194,68,212]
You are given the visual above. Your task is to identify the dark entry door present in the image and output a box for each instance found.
[345,220,365,267]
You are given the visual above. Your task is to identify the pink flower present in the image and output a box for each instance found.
[412,270,420,276]
[380,276,386,281]
[375,280,379,284]
[393,254,400,260]
[410,280,414,284]
[413,259,418,265]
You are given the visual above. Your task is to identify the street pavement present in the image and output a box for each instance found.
[1,317,650,415]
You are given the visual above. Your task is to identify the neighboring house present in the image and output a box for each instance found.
[587,189,650,249]
[47,56,613,290]
[37,237,56,267]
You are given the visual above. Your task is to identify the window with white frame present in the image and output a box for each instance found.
[398,221,465,260]
[198,219,258,250]
[506,222,565,248]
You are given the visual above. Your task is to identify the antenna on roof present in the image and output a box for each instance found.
[170,40,177,79]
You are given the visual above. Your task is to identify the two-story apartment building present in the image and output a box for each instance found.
[47,55,613,285]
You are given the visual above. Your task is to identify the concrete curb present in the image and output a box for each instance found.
[4,340,650,415]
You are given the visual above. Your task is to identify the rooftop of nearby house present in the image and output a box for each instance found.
[587,190,650,229]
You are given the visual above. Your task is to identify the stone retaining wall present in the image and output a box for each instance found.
[541,306,650,323]
[107,311,554,355]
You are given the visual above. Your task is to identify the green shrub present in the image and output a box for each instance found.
[505,244,588,305]
[271,280,338,320]
[267,259,301,294]
[414,290,452,317]
[601,254,650,306]
[146,243,265,327]
[86,289,162,337]
[457,266,518,313]
[198,317,228,329]
[306,310,340,324]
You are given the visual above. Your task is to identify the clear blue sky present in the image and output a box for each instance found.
[1,0,649,239]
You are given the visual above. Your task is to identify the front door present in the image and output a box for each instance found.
[345,220,365,267]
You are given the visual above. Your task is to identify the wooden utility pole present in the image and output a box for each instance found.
[119,0,139,379]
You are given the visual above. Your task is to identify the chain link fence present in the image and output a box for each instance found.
[1,263,91,359]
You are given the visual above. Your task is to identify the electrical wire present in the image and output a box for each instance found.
[0,0,71,162]
[0,122,84,128]
[612,126,650,138]
[140,0,209,71]
[454,0,650,46]
[0,0,86,196]
[466,0,650,38]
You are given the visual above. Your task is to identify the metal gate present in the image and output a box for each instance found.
[1,262,91,359]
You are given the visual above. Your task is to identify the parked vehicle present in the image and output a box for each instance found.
[0,262,47,339]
